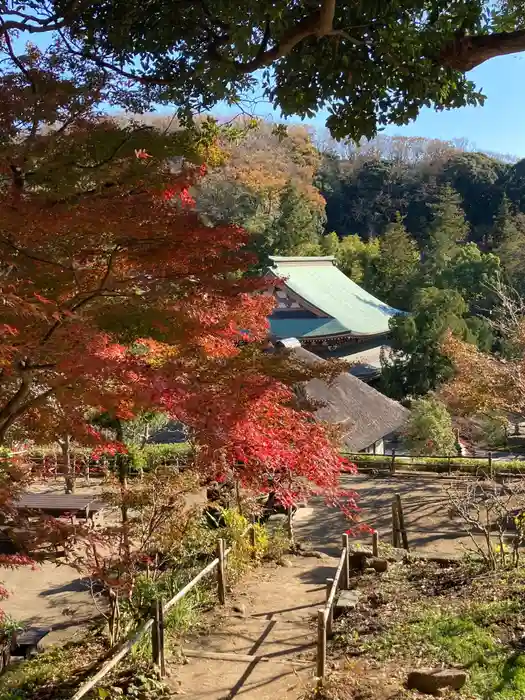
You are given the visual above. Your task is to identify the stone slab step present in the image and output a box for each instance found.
[335,589,361,612]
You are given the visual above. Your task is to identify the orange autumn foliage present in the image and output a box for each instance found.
[441,329,525,416]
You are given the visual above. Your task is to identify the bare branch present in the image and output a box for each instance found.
[0,19,40,157]
[0,236,74,272]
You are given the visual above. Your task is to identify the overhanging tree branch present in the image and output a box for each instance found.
[218,0,355,74]
[441,30,525,72]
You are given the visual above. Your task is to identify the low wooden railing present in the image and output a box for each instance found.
[71,526,256,700]
[345,450,525,478]
[316,533,350,680]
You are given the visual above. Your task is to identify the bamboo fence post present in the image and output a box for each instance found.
[249,525,256,561]
[372,531,379,557]
[325,578,334,639]
[395,493,409,551]
[390,449,396,475]
[391,500,400,548]
[317,609,326,680]
[217,538,226,605]
[341,533,349,590]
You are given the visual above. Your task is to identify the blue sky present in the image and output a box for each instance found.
[204,52,525,160]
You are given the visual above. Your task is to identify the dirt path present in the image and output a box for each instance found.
[167,472,486,698]
[294,473,485,557]
[0,478,208,648]
[168,554,339,699]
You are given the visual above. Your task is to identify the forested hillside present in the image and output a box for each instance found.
[191,122,525,402]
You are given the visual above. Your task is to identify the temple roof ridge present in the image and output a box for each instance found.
[268,255,403,337]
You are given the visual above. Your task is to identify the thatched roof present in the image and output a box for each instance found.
[147,422,187,444]
[292,346,409,452]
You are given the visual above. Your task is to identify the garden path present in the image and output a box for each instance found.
[167,553,338,699]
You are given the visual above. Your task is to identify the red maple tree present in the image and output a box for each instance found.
[0,36,358,625]
[0,38,355,504]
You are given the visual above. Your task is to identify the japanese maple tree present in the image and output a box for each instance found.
[0,36,356,511]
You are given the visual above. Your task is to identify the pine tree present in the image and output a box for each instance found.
[491,195,515,248]
[371,213,420,308]
[268,181,325,255]
[492,196,525,292]
[424,185,469,279]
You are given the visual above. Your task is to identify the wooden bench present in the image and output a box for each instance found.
[14,493,105,521]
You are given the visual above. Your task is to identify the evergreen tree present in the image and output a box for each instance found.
[438,242,501,312]
[491,195,515,248]
[494,202,525,293]
[321,231,340,256]
[266,181,325,256]
[381,287,477,399]
[424,185,469,280]
[337,235,379,284]
[369,214,420,309]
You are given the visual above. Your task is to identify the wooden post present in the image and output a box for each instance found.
[152,598,166,677]
[158,598,165,677]
[151,601,160,667]
[317,609,326,680]
[249,525,256,561]
[217,538,226,604]
[325,578,334,639]
[372,531,379,557]
[392,500,400,548]
[341,533,349,590]
[488,451,493,479]
[395,493,409,551]
[390,449,396,475]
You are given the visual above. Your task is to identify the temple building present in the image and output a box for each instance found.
[288,345,408,454]
[267,256,402,382]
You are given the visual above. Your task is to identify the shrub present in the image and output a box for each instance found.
[403,396,457,456]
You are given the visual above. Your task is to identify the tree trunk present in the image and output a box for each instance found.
[287,507,295,546]
[60,434,75,494]
[108,590,120,645]
[140,424,149,449]
[115,419,130,560]
[235,479,243,516]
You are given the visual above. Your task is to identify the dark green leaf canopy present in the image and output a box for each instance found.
[5,1,525,138]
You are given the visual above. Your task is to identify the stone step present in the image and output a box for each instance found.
[335,589,361,613]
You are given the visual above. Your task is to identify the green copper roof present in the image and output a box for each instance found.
[269,256,401,337]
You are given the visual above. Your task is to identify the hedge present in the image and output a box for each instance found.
[0,443,191,473]
[343,452,525,474]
